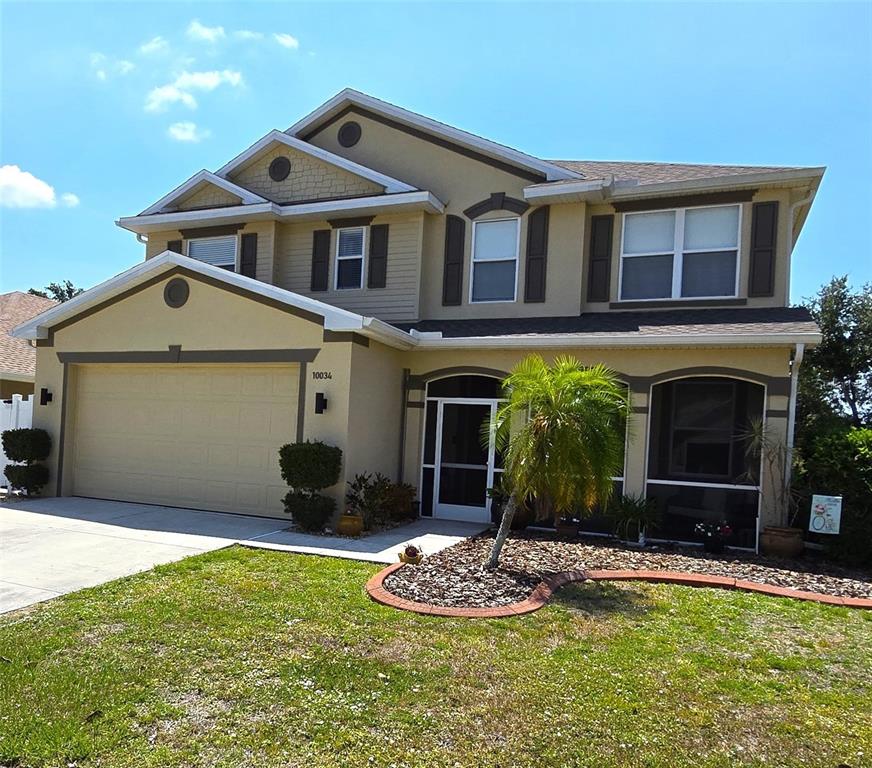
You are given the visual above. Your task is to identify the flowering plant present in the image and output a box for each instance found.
[694,521,732,539]
[404,544,421,559]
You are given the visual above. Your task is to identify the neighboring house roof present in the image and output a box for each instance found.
[396,307,820,346]
[287,88,582,183]
[215,130,417,194]
[0,291,57,381]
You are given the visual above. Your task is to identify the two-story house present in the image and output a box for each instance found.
[14,89,823,549]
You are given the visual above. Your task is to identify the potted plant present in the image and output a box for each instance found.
[555,514,580,538]
[741,419,804,558]
[610,494,660,546]
[398,544,423,564]
[695,521,733,554]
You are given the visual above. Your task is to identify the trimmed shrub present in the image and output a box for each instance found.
[279,441,342,491]
[2,428,51,463]
[283,491,335,531]
[797,427,872,567]
[5,464,50,496]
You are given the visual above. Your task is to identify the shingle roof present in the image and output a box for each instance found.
[396,307,818,340]
[0,292,57,379]
[550,160,804,185]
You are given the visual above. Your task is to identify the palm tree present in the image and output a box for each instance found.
[485,355,630,569]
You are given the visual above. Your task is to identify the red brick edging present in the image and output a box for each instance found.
[365,563,872,618]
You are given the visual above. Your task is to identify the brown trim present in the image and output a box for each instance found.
[398,368,411,481]
[609,298,748,310]
[765,409,789,419]
[463,192,530,219]
[297,363,307,442]
[441,215,465,306]
[407,366,509,391]
[612,189,757,213]
[631,406,649,414]
[275,191,386,207]
[749,201,778,298]
[322,330,370,347]
[302,105,547,183]
[327,216,375,229]
[163,278,190,308]
[587,214,613,303]
[36,338,53,348]
[46,266,326,339]
[405,400,425,409]
[179,223,245,239]
[56,347,320,365]
[640,368,789,396]
[55,361,69,496]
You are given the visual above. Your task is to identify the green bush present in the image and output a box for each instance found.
[798,427,872,567]
[2,428,51,463]
[384,482,417,522]
[278,441,342,491]
[345,472,392,530]
[5,464,50,496]
[283,491,335,531]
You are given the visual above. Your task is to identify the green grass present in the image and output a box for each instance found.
[1,547,870,768]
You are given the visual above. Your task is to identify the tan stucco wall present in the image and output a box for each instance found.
[274,213,424,322]
[1,379,34,399]
[228,143,382,203]
[173,183,242,212]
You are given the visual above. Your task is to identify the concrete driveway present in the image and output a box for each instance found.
[0,497,487,613]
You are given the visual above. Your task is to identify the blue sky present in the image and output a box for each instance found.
[1,2,870,301]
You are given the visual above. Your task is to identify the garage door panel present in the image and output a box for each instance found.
[70,364,298,517]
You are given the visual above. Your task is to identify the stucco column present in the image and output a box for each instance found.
[623,387,649,498]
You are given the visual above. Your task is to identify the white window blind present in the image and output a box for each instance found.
[187,236,237,270]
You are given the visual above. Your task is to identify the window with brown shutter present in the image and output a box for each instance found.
[311,229,331,291]
[587,215,613,302]
[524,206,549,302]
[367,224,389,289]
[240,232,257,278]
[442,215,465,305]
[749,202,779,297]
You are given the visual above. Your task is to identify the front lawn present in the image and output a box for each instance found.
[1,547,870,768]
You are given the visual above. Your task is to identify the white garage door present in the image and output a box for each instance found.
[70,364,298,517]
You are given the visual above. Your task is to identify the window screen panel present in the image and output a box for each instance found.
[336,258,363,289]
[620,254,673,300]
[623,211,675,254]
[472,261,516,301]
[683,205,739,251]
[681,250,737,297]
[187,236,236,268]
[473,219,518,261]
[337,228,364,258]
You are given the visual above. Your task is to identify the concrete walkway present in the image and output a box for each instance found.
[0,497,487,614]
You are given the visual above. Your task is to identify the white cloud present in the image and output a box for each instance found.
[0,165,78,209]
[273,33,299,49]
[145,69,243,112]
[234,29,263,40]
[187,19,225,43]
[90,51,134,80]
[167,122,210,143]
[139,36,168,55]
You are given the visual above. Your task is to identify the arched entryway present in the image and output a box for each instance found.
[646,376,765,548]
[419,374,504,522]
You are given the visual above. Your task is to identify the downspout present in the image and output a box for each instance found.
[783,342,805,501]
[785,189,815,300]
[136,233,148,244]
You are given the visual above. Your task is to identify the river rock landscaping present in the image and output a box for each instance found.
[383,531,872,608]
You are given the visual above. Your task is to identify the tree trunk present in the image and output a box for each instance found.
[486,496,517,570]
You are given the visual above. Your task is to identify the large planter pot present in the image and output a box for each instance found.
[702,536,726,554]
[759,526,804,558]
[336,513,364,537]
[555,520,579,538]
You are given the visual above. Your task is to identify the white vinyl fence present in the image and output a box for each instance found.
[1,394,34,488]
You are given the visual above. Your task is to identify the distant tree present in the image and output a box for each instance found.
[28,280,84,303]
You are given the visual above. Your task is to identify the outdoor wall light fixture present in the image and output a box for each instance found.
[39,387,53,406]
[315,392,328,414]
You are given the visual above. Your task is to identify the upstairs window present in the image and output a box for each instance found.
[187,235,237,271]
[335,227,365,289]
[619,204,740,301]
[471,218,519,303]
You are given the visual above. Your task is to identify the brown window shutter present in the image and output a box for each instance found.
[442,215,465,306]
[749,202,778,297]
[311,229,331,291]
[240,232,257,278]
[168,239,182,254]
[587,214,614,302]
[524,206,549,302]
[367,224,389,288]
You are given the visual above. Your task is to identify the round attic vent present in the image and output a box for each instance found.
[268,156,291,182]
[164,278,190,309]
[338,121,361,148]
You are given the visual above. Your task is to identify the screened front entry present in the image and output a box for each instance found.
[420,375,503,523]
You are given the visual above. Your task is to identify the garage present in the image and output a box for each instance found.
[68,363,299,517]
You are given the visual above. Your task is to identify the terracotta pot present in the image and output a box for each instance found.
[337,513,364,537]
[759,526,804,558]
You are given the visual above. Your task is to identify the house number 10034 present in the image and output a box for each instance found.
[312,371,333,380]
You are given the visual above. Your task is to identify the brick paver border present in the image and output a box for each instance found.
[365,563,872,618]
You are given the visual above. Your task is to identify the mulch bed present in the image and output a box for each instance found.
[383,531,872,608]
